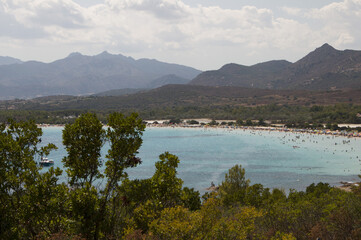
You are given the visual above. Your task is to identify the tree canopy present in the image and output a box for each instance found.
[1,115,360,239]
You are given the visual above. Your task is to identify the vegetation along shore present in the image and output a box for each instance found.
[1,113,361,239]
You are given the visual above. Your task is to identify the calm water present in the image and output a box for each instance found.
[40,127,361,193]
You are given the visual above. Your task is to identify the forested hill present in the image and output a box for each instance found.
[2,84,361,112]
[190,43,361,90]
[0,52,201,100]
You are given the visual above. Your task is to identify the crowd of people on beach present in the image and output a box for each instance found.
[145,120,361,138]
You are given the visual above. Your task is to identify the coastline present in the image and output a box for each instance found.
[145,123,361,191]
[39,123,361,192]
[37,120,361,139]
[144,123,361,139]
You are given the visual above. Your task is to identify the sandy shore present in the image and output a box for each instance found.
[145,123,361,139]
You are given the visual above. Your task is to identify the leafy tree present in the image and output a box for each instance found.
[209,119,218,126]
[0,119,59,239]
[62,113,106,238]
[271,232,297,240]
[150,152,183,208]
[62,112,145,239]
[187,120,199,125]
[219,165,250,206]
[244,183,270,208]
[121,152,201,234]
[258,118,266,126]
[99,112,145,237]
[236,119,244,126]
[245,119,253,126]
[211,206,262,240]
[181,187,201,211]
[168,119,182,124]
[197,196,223,238]
[149,206,200,240]
[62,113,105,186]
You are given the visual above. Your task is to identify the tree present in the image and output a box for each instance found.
[211,206,262,240]
[168,119,182,124]
[209,119,218,126]
[219,165,250,206]
[258,118,266,126]
[61,112,145,239]
[245,119,253,126]
[98,112,145,237]
[236,119,244,126]
[151,152,183,208]
[181,187,201,211]
[187,120,199,125]
[62,113,105,186]
[62,113,106,238]
[0,119,59,239]
[149,206,200,240]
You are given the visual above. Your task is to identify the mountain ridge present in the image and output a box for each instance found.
[0,52,201,100]
[0,56,23,66]
[190,43,361,90]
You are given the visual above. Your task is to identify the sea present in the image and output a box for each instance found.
[40,126,361,194]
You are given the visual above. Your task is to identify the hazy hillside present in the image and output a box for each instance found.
[0,56,23,65]
[190,60,291,88]
[190,44,361,90]
[0,52,201,100]
[147,74,191,88]
[93,88,148,97]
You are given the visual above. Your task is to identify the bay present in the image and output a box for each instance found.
[40,126,361,193]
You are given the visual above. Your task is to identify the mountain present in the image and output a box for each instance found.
[190,44,361,90]
[190,60,291,88]
[0,56,23,65]
[272,43,361,90]
[93,88,148,97]
[147,74,191,88]
[0,52,201,100]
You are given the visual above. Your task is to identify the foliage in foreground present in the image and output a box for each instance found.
[1,115,361,239]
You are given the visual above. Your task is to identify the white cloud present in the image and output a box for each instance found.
[281,7,302,16]
[1,0,361,69]
[306,0,361,47]
[2,0,87,28]
[105,0,189,19]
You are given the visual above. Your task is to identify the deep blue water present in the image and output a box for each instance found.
[40,127,361,193]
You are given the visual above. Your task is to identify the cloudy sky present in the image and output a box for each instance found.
[1,0,361,70]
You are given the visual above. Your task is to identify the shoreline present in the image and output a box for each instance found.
[144,123,361,139]
[37,122,361,140]
[38,123,361,192]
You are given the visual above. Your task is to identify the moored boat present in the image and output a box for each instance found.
[40,157,54,167]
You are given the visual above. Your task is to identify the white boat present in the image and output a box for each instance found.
[40,157,54,167]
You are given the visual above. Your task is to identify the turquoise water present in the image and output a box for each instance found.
[40,127,361,193]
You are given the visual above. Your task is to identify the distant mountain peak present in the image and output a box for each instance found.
[219,63,244,71]
[67,52,83,58]
[98,50,111,56]
[314,43,338,54]
[295,43,340,65]
[0,56,23,65]
[95,51,122,59]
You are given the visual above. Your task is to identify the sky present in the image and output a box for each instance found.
[1,0,361,70]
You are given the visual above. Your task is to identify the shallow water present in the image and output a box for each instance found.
[40,127,361,193]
